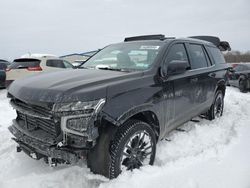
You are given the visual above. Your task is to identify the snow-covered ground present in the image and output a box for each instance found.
[0,87,250,188]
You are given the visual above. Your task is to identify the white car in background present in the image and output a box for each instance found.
[6,54,74,87]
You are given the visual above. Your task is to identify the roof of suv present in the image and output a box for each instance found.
[14,56,61,62]
[123,34,231,51]
[20,54,57,59]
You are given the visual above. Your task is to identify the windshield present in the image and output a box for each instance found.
[82,41,163,71]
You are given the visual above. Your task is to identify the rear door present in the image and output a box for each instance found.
[186,43,216,113]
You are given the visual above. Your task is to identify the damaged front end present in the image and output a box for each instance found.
[8,96,106,166]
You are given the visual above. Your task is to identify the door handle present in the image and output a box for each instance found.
[190,77,198,83]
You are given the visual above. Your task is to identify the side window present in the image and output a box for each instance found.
[63,60,73,68]
[46,60,65,68]
[166,43,189,64]
[189,44,208,69]
[208,47,226,64]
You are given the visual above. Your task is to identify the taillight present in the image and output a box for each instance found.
[27,66,42,71]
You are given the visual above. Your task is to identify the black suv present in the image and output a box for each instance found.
[8,35,230,178]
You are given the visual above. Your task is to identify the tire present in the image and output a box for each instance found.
[239,79,247,93]
[206,90,224,120]
[87,120,156,179]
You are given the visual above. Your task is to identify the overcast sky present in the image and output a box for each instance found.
[0,0,249,60]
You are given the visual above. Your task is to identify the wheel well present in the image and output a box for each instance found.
[217,84,226,96]
[239,75,246,82]
[130,111,160,141]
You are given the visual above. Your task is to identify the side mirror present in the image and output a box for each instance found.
[161,60,189,77]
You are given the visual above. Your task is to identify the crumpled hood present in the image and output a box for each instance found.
[8,69,141,103]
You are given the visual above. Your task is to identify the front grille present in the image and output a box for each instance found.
[10,98,61,138]
[11,98,52,117]
[17,111,59,137]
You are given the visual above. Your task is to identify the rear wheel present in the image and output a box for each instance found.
[206,90,224,120]
[239,79,247,93]
[87,120,156,179]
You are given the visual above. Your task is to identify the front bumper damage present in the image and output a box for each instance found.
[9,120,88,165]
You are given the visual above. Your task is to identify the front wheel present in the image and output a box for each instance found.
[87,120,156,179]
[206,90,224,120]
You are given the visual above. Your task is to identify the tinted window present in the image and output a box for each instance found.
[189,44,208,69]
[46,60,65,68]
[9,58,40,69]
[208,47,226,64]
[166,43,189,64]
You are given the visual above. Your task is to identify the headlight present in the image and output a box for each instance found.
[53,98,106,113]
[59,99,105,136]
[66,116,90,132]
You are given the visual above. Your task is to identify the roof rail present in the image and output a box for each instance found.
[124,34,165,42]
[189,36,231,51]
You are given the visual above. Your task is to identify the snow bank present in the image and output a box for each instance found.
[0,87,250,188]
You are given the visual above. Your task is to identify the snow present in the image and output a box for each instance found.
[0,87,250,188]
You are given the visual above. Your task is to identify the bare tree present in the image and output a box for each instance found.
[224,51,250,63]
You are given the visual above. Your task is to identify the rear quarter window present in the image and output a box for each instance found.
[46,59,65,68]
[208,47,226,64]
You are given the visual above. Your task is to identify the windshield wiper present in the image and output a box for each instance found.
[78,66,94,69]
[97,67,129,72]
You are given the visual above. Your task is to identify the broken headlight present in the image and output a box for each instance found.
[53,98,106,113]
[59,99,105,136]
[66,117,90,132]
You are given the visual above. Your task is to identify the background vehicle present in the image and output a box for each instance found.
[6,54,74,87]
[0,59,11,70]
[0,70,6,88]
[0,59,10,88]
[227,63,250,92]
[8,35,230,179]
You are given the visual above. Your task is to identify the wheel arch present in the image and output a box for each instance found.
[101,107,161,142]
[239,74,247,82]
[215,79,226,96]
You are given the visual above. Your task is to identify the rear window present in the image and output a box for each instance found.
[208,47,226,64]
[9,58,40,69]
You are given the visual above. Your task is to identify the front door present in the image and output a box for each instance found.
[162,43,199,131]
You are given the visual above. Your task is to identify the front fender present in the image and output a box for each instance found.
[116,103,154,125]
[101,103,157,126]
